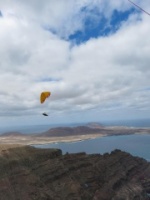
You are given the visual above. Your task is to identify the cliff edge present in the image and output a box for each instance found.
[0,145,149,200]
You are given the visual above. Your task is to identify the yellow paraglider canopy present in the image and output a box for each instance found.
[40,91,51,103]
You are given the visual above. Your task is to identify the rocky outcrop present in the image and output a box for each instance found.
[0,146,150,200]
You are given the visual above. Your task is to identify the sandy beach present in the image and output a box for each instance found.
[0,133,105,146]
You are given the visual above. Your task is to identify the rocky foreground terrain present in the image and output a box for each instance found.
[0,145,150,199]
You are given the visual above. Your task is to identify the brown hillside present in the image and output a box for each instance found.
[37,126,105,137]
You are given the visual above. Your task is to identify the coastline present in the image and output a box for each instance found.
[0,132,150,147]
[0,132,150,162]
[0,124,150,148]
[0,133,106,146]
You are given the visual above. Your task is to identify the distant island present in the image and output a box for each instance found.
[0,123,150,145]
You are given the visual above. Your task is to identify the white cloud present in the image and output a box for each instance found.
[0,0,150,126]
[0,0,141,39]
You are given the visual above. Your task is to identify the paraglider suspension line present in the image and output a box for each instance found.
[128,0,150,16]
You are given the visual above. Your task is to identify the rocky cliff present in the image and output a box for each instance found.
[0,146,150,200]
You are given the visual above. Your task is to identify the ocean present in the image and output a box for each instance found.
[0,118,150,134]
[0,122,83,134]
[0,119,150,161]
[34,134,150,161]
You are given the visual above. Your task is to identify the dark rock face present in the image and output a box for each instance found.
[0,146,150,200]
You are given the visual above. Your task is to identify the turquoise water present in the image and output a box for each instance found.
[34,134,150,161]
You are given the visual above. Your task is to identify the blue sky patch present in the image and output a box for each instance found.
[68,7,138,45]
[110,8,137,27]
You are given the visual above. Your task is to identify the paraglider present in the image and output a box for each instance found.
[40,91,51,116]
[40,91,51,103]
[42,112,48,116]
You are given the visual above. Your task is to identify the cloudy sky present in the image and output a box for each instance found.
[0,0,150,127]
